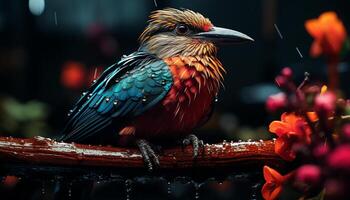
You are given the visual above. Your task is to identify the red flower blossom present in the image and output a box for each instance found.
[262,166,293,200]
[266,93,287,113]
[305,12,347,58]
[327,145,350,170]
[269,112,312,161]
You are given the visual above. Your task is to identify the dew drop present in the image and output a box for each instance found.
[151,74,156,78]
[82,92,87,96]
[92,79,97,84]
[142,97,147,102]
[161,80,166,85]
[115,79,120,83]
[215,96,219,102]
[113,100,118,105]
[67,109,73,116]
[105,97,110,102]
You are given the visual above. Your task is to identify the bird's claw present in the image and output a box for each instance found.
[136,139,159,171]
[182,134,204,158]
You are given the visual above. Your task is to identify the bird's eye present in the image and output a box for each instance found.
[176,24,189,35]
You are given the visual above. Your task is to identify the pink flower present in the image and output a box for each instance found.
[342,124,350,139]
[266,93,287,112]
[295,164,321,185]
[327,145,350,170]
[314,91,336,114]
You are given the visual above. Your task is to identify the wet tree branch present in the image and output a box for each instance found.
[0,136,285,180]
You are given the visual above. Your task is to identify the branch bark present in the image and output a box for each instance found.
[0,136,285,179]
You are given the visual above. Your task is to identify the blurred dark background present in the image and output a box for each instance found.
[0,0,350,142]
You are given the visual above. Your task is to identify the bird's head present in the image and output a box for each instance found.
[139,8,254,59]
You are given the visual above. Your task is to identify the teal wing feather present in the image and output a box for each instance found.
[60,51,173,142]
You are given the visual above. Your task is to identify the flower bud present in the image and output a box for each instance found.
[295,164,321,186]
[266,93,287,112]
[281,67,293,79]
[314,91,336,114]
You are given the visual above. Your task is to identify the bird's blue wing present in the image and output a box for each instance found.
[60,51,173,142]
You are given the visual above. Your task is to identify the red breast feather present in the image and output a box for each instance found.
[122,56,224,139]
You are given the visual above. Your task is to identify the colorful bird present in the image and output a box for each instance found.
[60,8,253,170]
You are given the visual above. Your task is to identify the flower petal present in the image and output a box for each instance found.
[263,166,283,183]
[269,121,290,137]
[275,136,296,161]
[305,19,322,39]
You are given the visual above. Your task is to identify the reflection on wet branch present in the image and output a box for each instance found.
[0,136,284,180]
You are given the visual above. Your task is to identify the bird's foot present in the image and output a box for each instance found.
[136,139,159,171]
[182,134,204,158]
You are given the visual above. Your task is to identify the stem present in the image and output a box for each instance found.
[327,57,339,91]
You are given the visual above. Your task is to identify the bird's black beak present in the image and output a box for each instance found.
[194,26,254,44]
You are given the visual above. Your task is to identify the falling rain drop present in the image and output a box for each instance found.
[194,182,200,199]
[125,179,133,200]
[41,182,45,196]
[167,182,171,195]
[296,47,303,58]
[54,11,58,26]
[250,183,260,200]
[68,182,72,199]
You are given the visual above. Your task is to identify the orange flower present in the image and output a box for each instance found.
[262,166,293,200]
[305,12,347,58]
[269,112,312,161]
